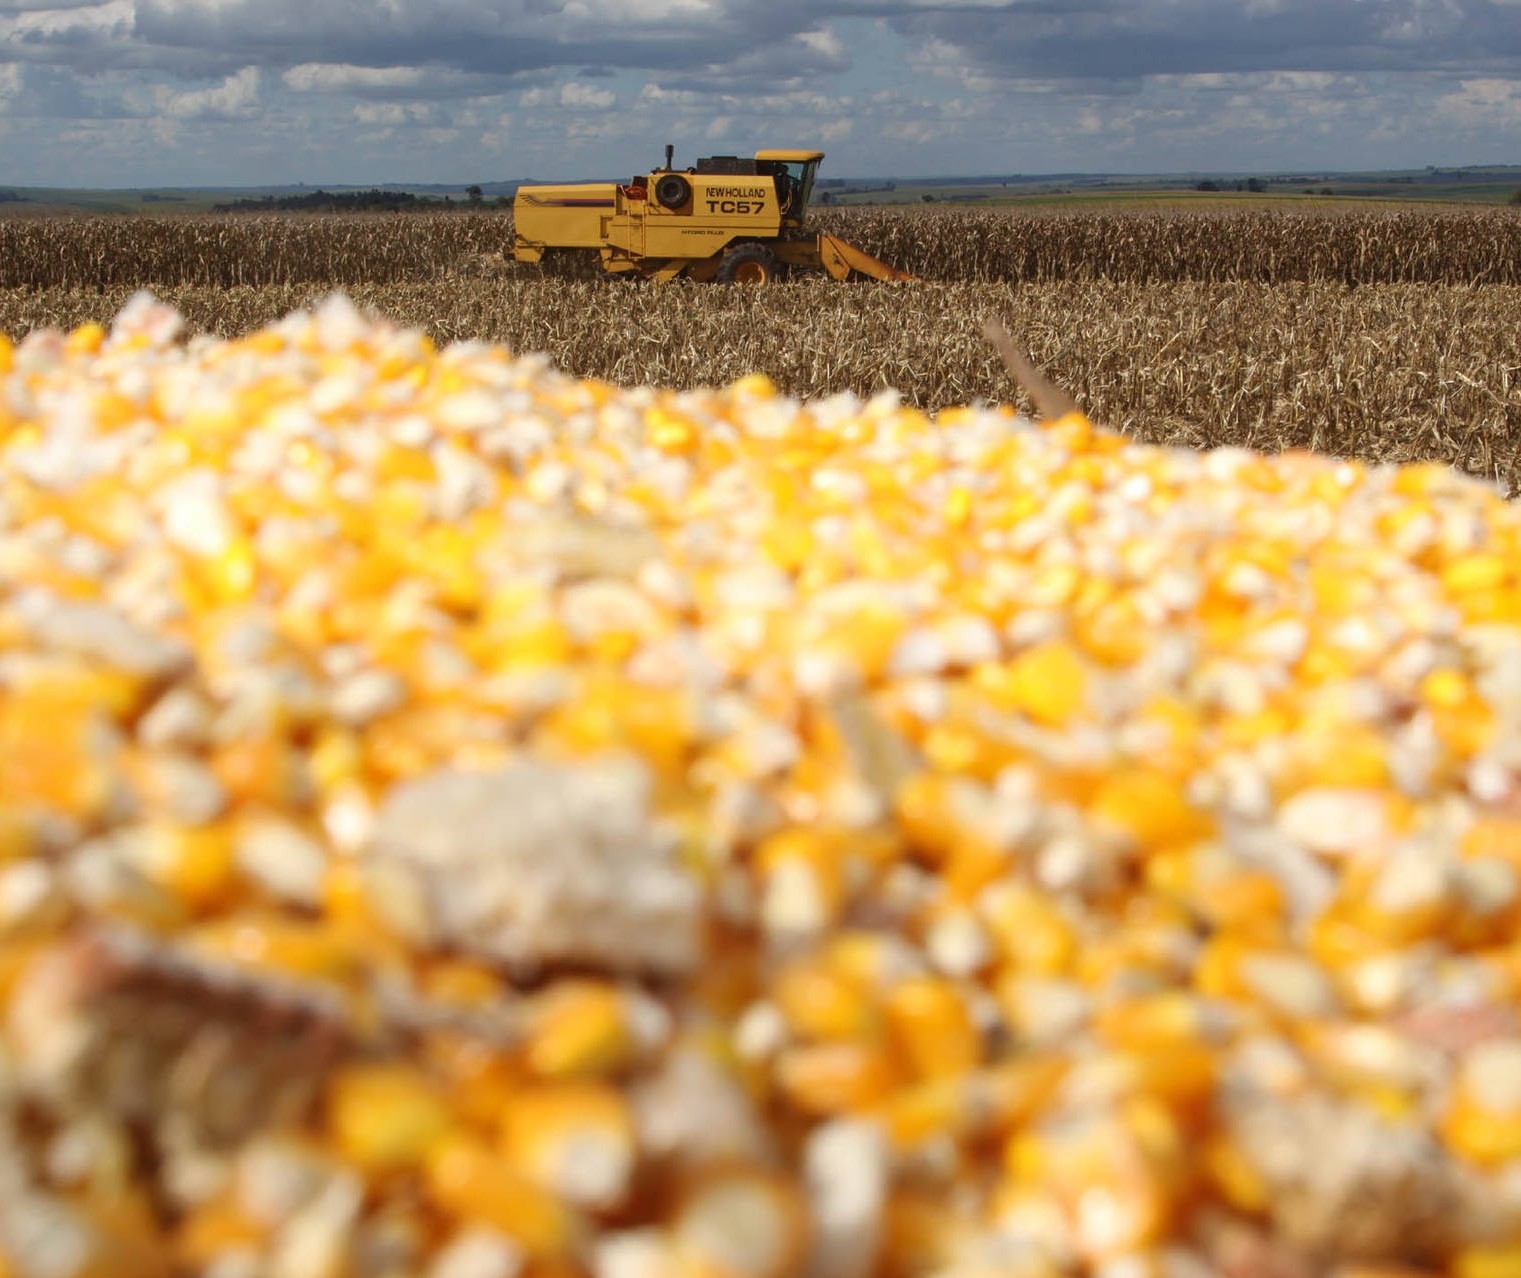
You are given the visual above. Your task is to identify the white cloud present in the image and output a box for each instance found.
[284,63,429,93]
[151,64,260,120]
[560,0,718,18]
[798,27,845,60]
[1,0,131,48]
[353,100,436,125]
[638,81,700,104]
[558,80,616,109]
[1433,75,1521,125]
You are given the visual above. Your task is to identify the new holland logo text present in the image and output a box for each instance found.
[705,184,768,215]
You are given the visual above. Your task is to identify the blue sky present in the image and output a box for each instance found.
[1,0,1519,187]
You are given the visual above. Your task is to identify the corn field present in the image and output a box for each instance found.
[815,206,1521,284]
[0,213,508,289]
[6,278,1519,491]
[4,206,1521,288]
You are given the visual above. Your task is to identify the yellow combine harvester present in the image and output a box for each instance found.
[512,145,913,283]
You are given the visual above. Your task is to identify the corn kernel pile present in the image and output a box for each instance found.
[4,292,1521,1278]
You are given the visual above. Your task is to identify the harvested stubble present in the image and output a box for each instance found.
[6,293,1521,1277]
[4,279,1519,492]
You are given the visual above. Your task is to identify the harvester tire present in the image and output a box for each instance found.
[655,174,692,210]
[716,242,782,285]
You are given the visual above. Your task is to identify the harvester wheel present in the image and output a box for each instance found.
[716,242,782,285]
[655,174,692,210]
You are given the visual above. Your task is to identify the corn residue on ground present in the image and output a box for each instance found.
[3,292,1521,1277]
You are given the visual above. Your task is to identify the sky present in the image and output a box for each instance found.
[1,0,1519,187]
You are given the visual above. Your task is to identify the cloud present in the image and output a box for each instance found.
[559,80,616,109]
[1432,74,1521,126]
[521,79,616,109]
[2,0,1519,185]
[284,62,430,93]
[149,63,260,119]
[892,0,1521,85]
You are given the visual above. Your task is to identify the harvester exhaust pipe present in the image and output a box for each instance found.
[664,143,674,171]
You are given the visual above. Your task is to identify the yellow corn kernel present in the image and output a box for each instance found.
[424,959,504,1006]
[1442,1041,1521,1166]
[731,372,776,399]
[0,701,117,819]
[649,406,699,453]
[754,827,846,925]
[883,1190,959,1275]
[1463,817,1521,868]
[894,772,969,862]
[1193,936,1250,1001]
[424,1036,525,1129]
[175,1195,266,1268]
[1281,722,1390,790]
[1454,1246,1521,1278]
[993,640,1089,726]
[1094,992,1205,1049]
[978,1054,1068,1133]
[1201,1134,1270,1214]
[501,1083,635,1211]
[190,915,365,985]
[775,1041,898,1116]
[525,982,634,1079]
[1074,594,1150,667]
[309,726,364,791]
[1016,1115,1178,1262]
[142,823,238,912]
[981,883,1076,976]
[884,976,981,1081]
[424,1136,579,1258]
[320,859,390,938]
[771,960,876,1042]
[673,1169,808,1278]
[65,321,107,356]
[212,735,301,807]
[67,1196,172,1278]
[1090,768,1209,851]
[1197,868,1287,936]
[1442,553,1510,596]
[0,806,34,864]
[883,1076,973,1148]
[327,1062,453,1173]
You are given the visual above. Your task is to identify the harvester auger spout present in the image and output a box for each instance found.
[511,145,915,284]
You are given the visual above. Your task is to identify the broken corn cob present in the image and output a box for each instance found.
[3,292,1521,1278]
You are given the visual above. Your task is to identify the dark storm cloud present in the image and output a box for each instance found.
[891,0,1521,84]
[6,1,1520,91]
[129,0,745,79]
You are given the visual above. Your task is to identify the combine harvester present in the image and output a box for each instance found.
[512,145,913,283]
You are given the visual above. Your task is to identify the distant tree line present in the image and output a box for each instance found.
[212,188,504,213]
[0,190,30,204]
[1196,178,1268,193]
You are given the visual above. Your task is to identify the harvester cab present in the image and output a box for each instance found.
[512,144,912,284]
